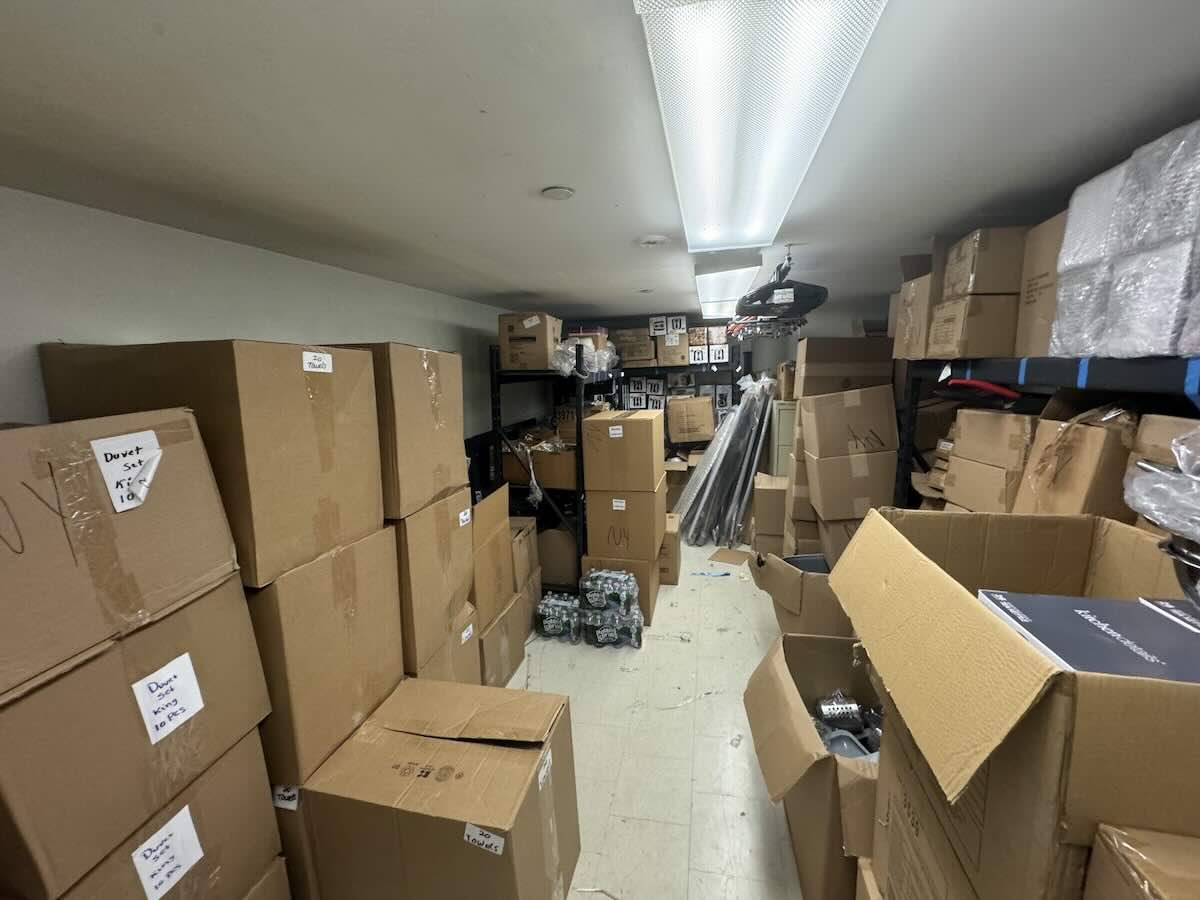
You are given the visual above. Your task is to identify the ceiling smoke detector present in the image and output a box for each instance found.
[637,234,671,248]
[540,185,575,200]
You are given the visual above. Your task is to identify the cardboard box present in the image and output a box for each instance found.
[831,510,1190,900]
[753,530,785,556]
[61,731,280,900]
[397,486,473,672]
[953,409,1035,470]
[582,555,660,624]
[914,399,961,451]
[471,485,515,630]
[659,512,681,585]
[687,326,709,346]
[856,859,882,900]
[943,456,1021,513]
[1133,413,1198,465]
[800,386,898,458]
[784,516,822,557]
[0,409,237,698]
[926,294,1019,359]
[498,312,563,370]
[586,474,667,561]
[786,452,817,523]
[349,343,467,519]
[871,714,979,900]
[622,357,661,369]
[555,402,609,443]
[818,517,863,566]
[777,361,796,399]
[666,395,716,443]
[514,566,543,647]
[583,411,665,491]
[611,327,650,343]
[942,227,1028,299]
[304,680,580,899]
[413,601,482,685]
[503,445,578,490]
[752,473,789,536]
[479,593,527,687]
[244,858,292,900]
[665,457,690,508]
[249,526,403,786]
[1014,419,1133,521]
[745,635,879,900]
[615,336,656,361]
[1016,212,1068,358]
[0,575,270,900]
[1084,824,1200,900]
[40,341,384,588]
[539,527,579,586]
[748,553,853,637]
[805,450,897,520]
[894,275,933,360]
[511,516,539,591]
[656,333,689,366]
[275,794,322,900]
[794,338,894,398]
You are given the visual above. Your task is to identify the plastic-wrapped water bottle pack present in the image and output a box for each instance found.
[532,570,644,649]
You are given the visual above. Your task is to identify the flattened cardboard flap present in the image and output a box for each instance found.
[829,511,1062,804]
[371,678,565,744]
[473,484,510,547]
[749,553,805,616]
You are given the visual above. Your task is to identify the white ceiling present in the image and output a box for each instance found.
[3,1,1200,319]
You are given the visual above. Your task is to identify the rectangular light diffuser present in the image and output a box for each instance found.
[635,0,887,252]
[696,265,759,319]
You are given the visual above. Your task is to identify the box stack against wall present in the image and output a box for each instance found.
[0,407,281,900]
[942,409,1035,512]
[582,410,666,622]
[927,227,1027,359]
[611,326,658,369]
[750,472,788,556]
[498,312,563,370]
[666,394,716,444]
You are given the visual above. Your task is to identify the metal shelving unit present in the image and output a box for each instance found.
[895,355,1200,506]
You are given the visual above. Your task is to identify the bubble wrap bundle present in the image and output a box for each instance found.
[1114,121,1200,254]
[1124,425,1200,543]
[551,337,598,376]
[1048,262,1112,356]
[1104,238,1197,357]
[1057,163,1128,272]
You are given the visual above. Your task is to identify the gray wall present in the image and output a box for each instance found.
[0,187,544,435]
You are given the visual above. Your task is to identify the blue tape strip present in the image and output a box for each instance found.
[1076,358,1090,389]
[1017,358,1028,385]
[965,362,973,381]
[1186,358,1200,402]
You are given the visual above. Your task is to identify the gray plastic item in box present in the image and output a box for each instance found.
[1104,238,1197,358]
[1049,261,1113,357]
[1114,121,1200,254]
[1058,162,1128,273]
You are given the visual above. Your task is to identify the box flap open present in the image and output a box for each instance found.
[830,511,1063,803]
[749,554,804,617]
[372,679,566,744]
[473,484,510,547]
[835,756,877,859]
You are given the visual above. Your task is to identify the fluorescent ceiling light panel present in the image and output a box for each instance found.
[635,0,887,252]
[700,299,738,319]
[696,265,759,303]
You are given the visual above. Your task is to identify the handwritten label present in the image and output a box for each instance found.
[667,315,687,334]
[522,315,541,329]
[608,425,624,438]
[464,823,506,856]
[709,344,729,363]
[649,315,668,336]
[461,623,474,644]
[612,499,626,511]
[131,806,204,900]
[131,653,205,745]
[538,749,554,790]
[688,346,709,365]
[90,430,162,513]
[302,351,333,373]
[272,785,300,811]
[458,509,472,527]
[665,333,680,346]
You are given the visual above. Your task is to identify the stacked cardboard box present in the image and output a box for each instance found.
[783,451,821,556]
[498,312,563,370]
[943,409,1035,512]
[582,410,666,623]
[656,332,689,366]
[659,512,682,585]
[665,456,691,508]
[0,410,278,899]
[666,394,716,443]
[800,384,898,565]
[892,274,933,360]
[611,326,657,366]
[473,485,526,688]
[833,509,1196,900]
[751,473,788,556]
[1083,824,1200,899]
[927,227,1027,358]
[1016,212,1068,357]
[793,337,893,399]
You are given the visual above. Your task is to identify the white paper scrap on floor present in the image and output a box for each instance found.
[512,541,803,900]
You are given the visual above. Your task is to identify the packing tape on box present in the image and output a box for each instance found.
[313,496,342,558]
[536,743,564,900]
[420,349,447,430]
[842,391,862,408]
[852,497,872,518]
[797,361,893,377]
[849,453,870,478]
[303,346,337,474]
[331,542,359,622]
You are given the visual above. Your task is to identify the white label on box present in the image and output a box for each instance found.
[647,396,664,410]
[608,425,624,438]
[461,623,474,643]
[627,392,647,409]
[131,652,205,745]
[458,508,472,527]
[90,430,163,513]
[612,498,626,511]
[649,315,668,336]
[131,806,204,900]
[688,346,709,365]
[667,315,687,334]
[665,333,680,346]
[464,823,505,856]
[538,748,554,790]
[709,344,730,363]
[272,785,300,811]
[629,377,646,393]
[523,314,541,329]
[302,350,333,373]
[646,379,665,395]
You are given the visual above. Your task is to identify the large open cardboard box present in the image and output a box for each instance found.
[747,553,852,637]
[831,509,1192,900]
[744,634,878,900]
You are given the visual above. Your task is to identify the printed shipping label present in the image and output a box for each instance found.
[665,333,680,346]
[464,823,506,856]
[302,350,334,373]
[612,498,626,511]
[461,623,475,643]
[90,430,162,513]
[272,785,300,811]
[131,652,205,745]
[522,314,541,329]
[458,508,472,527]
[608,425,624,438]
[131,806,204,900]
[538,748,554,789]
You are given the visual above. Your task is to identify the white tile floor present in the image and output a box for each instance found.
[509,541,803,900]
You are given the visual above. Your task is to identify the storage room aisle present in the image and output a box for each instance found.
[514,541,799,900]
